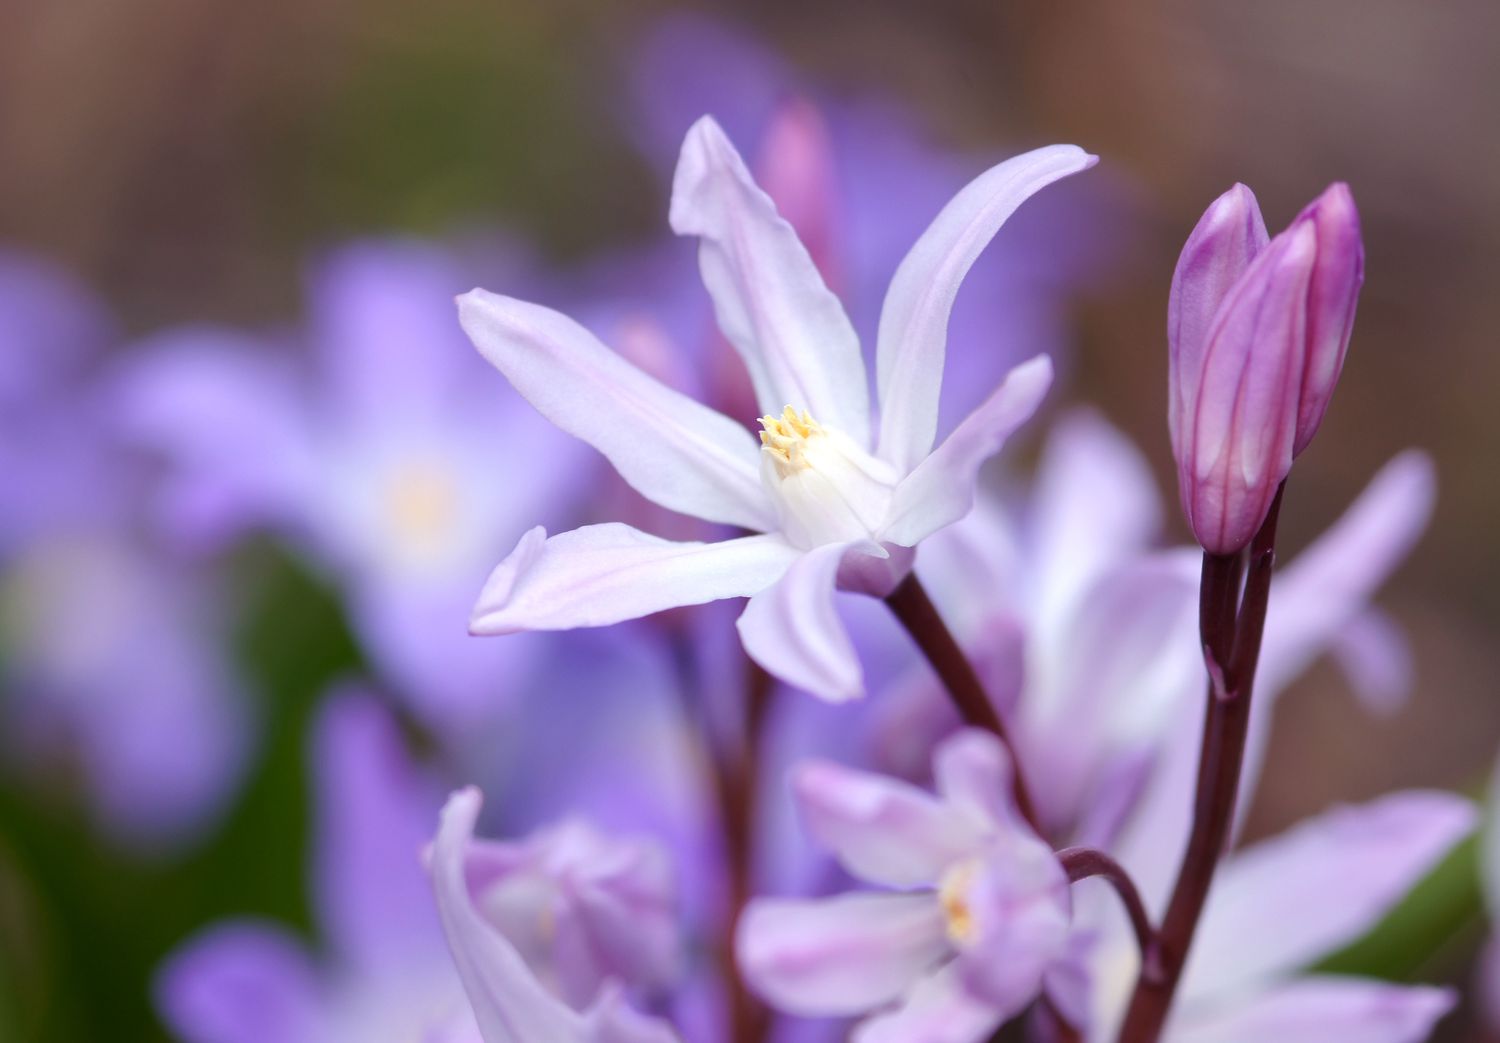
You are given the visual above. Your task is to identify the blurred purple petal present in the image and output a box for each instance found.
[156,922,324,1043]
[1172,977,1453,1043]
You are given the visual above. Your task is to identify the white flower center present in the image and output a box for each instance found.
[757,406,897,549]
[382,458,461,562]
[938,857,982,945]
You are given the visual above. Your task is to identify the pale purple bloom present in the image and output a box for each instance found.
[1479,754,1500,1029]
[158,692,481,1042]
[0,249,250,849]
[1169,183,1364,553]
[116,240,593,725]
[461,117,1095,701]
[428,787,683,1043]
[737,730,1071,1042]
[1076,790,1471,1042]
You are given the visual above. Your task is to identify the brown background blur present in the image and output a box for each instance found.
[2,0,1496,1034]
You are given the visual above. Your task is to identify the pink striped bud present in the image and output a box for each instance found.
[1168,183,1364,554]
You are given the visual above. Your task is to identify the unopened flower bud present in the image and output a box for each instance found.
[1168,183,1364,554]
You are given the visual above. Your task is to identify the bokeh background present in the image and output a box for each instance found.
[1,1,1497,1040]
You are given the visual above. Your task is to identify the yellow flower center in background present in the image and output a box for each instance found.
[384,459,461,555]
[938,858,981,945]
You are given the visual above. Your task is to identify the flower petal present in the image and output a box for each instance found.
[1172,977,1454,1043]
[932,728,1032,837]
[155,922,323,1043]
[875,145,1095,472]
[458,289,773,530]
[851,962,1003,1043]
[669,116,869,442]
[879,355,1053,547]
[735,540,865,702]
[470,524,799,635]
[1184,791,1475,1001]
[737,893,949,1016]
[428,788,591,1043]
[791,756,983,887]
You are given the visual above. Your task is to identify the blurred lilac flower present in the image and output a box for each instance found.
[1169,183,1364,553]
[870,413,1434,845]
[0,248,250,849]
[428,787,683,1043]
[460,116,1095,701]
[737,730,1071,1042]
[1480,755,1500,1030]
[158,691,482,1043]
[116,240,593,725]
[1078,790,1470,1042]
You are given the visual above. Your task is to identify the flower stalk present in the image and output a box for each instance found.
[1116,482,1286,1043]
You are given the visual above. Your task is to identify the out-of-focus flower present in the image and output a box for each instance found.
[1081,790,1471,1042]
[428,787,683,1043]
[116,240,592,725]
[737,730,1070,1042]
[871,413,1433,846]
[0,249,250,849]
[1479,755,1500,1030]
[157,692,481,1043]
[460,116,1094,702]
[1169,183,1364,554]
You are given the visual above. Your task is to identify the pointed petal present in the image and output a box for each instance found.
[879,356,1053,547]
[875,145,1095,472]
[428,788,590,1043]
[735,540,864,701]
[1172,978,1454,1043]
[669,116,869,442]
[932,729,1032,837]
[471,524,799,635]
[737,893,949,1016]
[851,962,1003,1043]
[155,923,323,1043]
[791,757,983,887]
[1185,791,1475,1000]
[458,289,773,530]
[1167,184,1269,456]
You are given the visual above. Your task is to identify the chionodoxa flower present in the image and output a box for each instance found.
[458,116,1095,701]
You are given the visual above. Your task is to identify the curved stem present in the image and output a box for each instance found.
[1057,847,1159,972]
[1116,483,1285,1043]
[884,572,1041,831]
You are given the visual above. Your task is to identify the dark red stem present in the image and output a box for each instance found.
[1057,846,1160,972]
[885,572,1041,831]
[1115,483,1285,1043]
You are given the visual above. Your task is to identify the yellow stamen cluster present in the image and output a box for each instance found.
[938,859,980,944]
[758,406,824,473]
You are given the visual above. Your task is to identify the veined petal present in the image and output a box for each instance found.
[1184,791,1475,1002]
[1171,978,1454,1043]
[471,524,799,635]
[852,962,1003,1043]
[737,893,949,1017]
[458,289,773,530]
[735,540,865,702]
[791,757,983,888]
[669,116,869,442]
[428,788,589,1043]
[879,356,1053,547]
[875,145,1095,472]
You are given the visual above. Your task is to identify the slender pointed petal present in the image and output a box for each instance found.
[1167,184,1269,455]
[851,963,1002,1043]
[458,290,773,530]
[1294,183,1364,455]
[471,524,799,635]
[670,116,869,442]
[1171,978,1454,1043]
[735,540,865,701]
[791,757,983,887]
[737,893,949,1016]
[428,788,590,1043]
[1184,791,1475,1001]
[875,145,1095,472]
[879,356,1053,547]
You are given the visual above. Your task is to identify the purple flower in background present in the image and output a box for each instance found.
[0,248,251,850]
[428,787,683,1043]
[460,116,1094,701]
[1479,755,1500,1030]
[737,730,1071,1042]
[158,691,481,1042]
[1169,183,1364,554]
[116,240,593,726]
